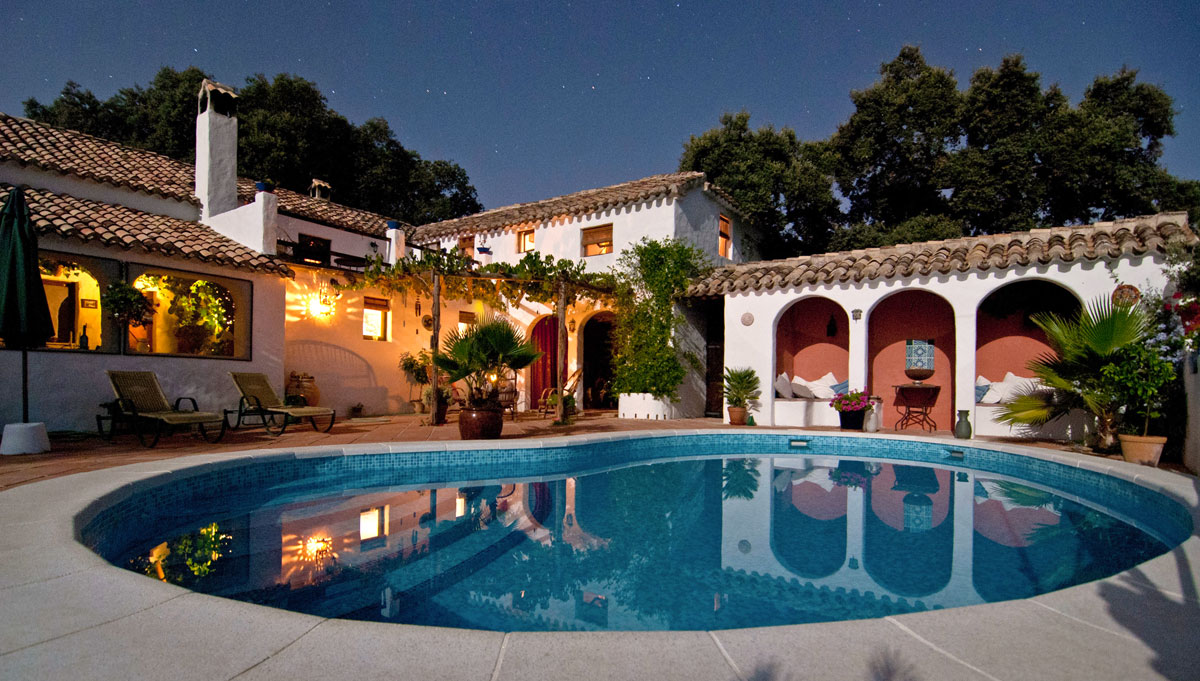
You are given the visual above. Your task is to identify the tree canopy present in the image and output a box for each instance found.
[681,47,1197,257]
[24,67,482,226]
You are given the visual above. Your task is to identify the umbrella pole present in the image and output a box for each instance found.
[21,348,29,423]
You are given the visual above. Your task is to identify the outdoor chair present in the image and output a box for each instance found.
[538,369,582,417]
[226,372,336,436]
[497,370,518,421]
[104,370,226,448]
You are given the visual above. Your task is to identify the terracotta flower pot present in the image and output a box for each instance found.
[459,408,503,439]
[727,406,747,425]
[1117,434,1167,467]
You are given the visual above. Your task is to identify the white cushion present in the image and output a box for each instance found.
[813,372,838,388]
[982,372,1042,404]
[774,373,793,399]
[793,374,836,399]
[790,380,816,399]
[976,375,991,386]
[980,382,1007,404]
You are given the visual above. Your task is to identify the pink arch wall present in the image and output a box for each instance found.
[868,290,956,430]
[975,281,1079,382]
[776,297,849,382]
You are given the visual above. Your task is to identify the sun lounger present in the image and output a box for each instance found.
[104,370,226,448]
[226,372,336,435]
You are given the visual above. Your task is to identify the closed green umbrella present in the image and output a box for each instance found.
[0,186,54,423]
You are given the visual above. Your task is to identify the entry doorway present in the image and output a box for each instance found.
[529,316,564,410]
[582,312,616,409]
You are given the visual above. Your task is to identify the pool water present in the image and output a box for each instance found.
[111,453,1174,632]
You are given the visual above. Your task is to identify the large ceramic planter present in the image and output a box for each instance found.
[1118,434,1167,466]
[459,408,503,439]
[838,410,866,431]
[727,406,748,425]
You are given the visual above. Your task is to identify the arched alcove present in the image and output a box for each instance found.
[581,311,616,408]
[868,290,955,429]
[775,297,849,383]
[975,280,1080,383]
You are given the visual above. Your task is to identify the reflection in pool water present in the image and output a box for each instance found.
[118,456,1168,631]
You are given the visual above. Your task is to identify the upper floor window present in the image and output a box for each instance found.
[718,214,732,259]
[581,224,613,257]
[363,296,389,341]
[296,234,331,266]
[517,229,535,253]
[457,235,475,259]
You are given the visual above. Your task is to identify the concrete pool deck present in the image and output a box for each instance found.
[1,419,1198,680]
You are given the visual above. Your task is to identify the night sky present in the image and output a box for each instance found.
[3,1,1197,212]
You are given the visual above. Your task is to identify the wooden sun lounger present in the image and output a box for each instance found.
[104,370,226,448]
[226,372,336,436]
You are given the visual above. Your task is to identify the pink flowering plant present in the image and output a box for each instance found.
[830,389,874,413]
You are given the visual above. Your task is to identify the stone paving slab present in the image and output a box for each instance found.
[890,599,1173,681]
[0,592,320,681]
[234,619,505,681]
[499,630,734,681]
[714,618,996,681]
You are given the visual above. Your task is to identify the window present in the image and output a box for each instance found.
[718,214,732,259]
[581,224,614,257]
[363,296,389,341]
[296,234,331,266]
[128,266,252,359]
[517,229,535,253]
[457,235,475,259]
[3,251,120,353]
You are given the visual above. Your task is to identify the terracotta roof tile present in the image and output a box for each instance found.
[235,179,393,238]
[687,213,1196,296]
[2,182,292,276]
[414,171,741,242]
[0,112,405,236]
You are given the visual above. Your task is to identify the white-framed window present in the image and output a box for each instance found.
[517,229,535,253]
[363,296,389,341]
[581,224,614,257]
[718,214,732,259]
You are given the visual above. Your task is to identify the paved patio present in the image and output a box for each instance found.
[1,416,1198,680]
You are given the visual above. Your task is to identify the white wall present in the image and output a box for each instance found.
[0,235,286,432]
[276,214,390,263]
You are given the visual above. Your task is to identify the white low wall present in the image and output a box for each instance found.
[974,404,1094,441]
[618,393,686,420]
[1185,362,1200,474]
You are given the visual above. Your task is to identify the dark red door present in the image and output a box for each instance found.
[529,317,562,408]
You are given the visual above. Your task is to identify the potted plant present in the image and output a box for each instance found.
[830,389,874,431]
[433,315,542,439]
[547,392,576,424]
[722,367,761,425]
[422,384,451,424]
[400,350,432,413]
[1102,342,1176,466]
[999,297,1149,451]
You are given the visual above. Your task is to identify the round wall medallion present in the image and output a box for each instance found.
[1112,284,1141,306]
[738,540,752,554]
[740,312,754,327]
[421,315,434,331]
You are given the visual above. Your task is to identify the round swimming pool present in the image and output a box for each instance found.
[80,433,1192,632]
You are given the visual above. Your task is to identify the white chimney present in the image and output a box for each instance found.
[195,80,239,220]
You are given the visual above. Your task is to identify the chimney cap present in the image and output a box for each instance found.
[198,79,238,117]
[309,178,332,200]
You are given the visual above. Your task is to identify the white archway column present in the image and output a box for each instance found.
[952,305,978,435]
[725,292,778,424]
[847,308,870,392]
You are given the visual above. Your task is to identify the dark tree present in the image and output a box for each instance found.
[831,46,963,227]
[680,111,839,257]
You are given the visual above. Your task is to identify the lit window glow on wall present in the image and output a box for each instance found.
[718,214,732,258]
[517,229,535,253]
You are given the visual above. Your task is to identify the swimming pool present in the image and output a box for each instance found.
[80,433,1191,632]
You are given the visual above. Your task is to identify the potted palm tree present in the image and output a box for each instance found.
[433,315,542,439]
[999,297,1149,452]
[723,367,761,425]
